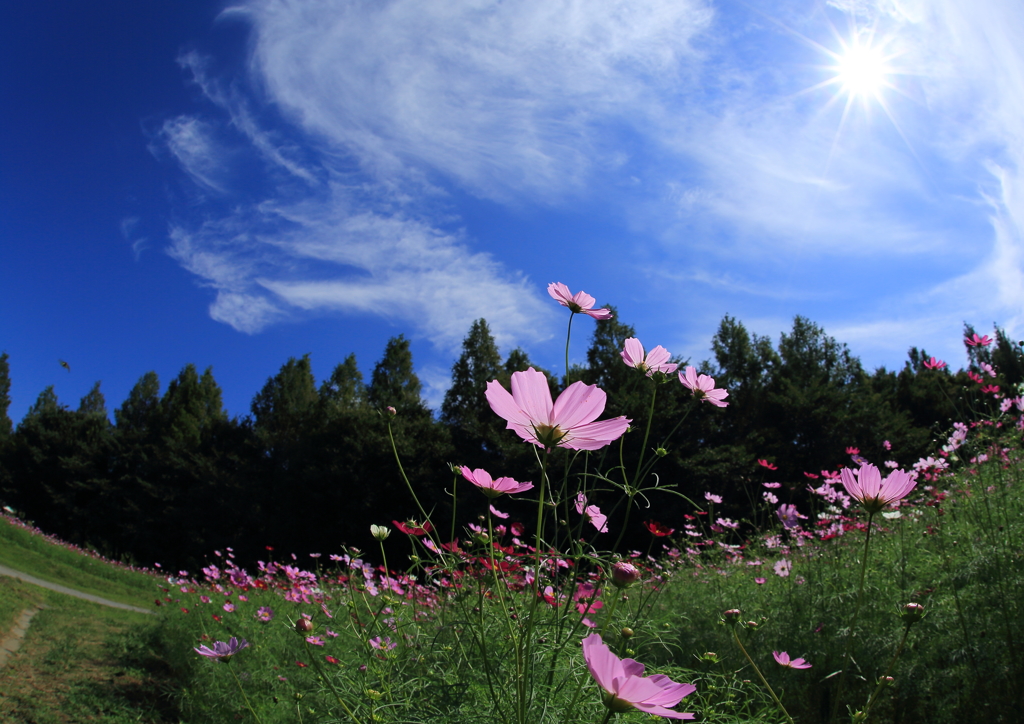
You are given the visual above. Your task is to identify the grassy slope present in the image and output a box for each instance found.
[0,516,180,723]
[0,515,160,616]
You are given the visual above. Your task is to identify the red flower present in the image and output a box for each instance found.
[965,333,992,347]
[296,661,308,668]
[757,459,778,470]
[393,520,433,536]
[803,472,819,479]
[845,446,860,455]
[325,655,341,665]
[644,520,675,537]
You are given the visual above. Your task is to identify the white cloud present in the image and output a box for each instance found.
[156,0,1024,372]
[241,0,713,201]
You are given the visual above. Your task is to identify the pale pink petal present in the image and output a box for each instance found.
[622,338,645,368]
[485,380,533,428]
[679,366,700,390]
[547,282,573,305]
[562,417,630,450]
[552,381,606,429]
[510,368,554,424]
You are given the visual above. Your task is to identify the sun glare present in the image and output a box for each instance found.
[835,41,889,100]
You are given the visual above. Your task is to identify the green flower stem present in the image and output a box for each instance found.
[611,383,658,552]
[227,663,265,724]
[731,627,794,724]
[830,510,876,724]
[565,311,576,380]
[598,708,616,724]
[861,624,912,722]
[385,419,438,549]
[517,446,552,724]
[597,591,623,642]
[304,640,364,724]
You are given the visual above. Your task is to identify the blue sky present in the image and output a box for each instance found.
[3,0,1022,421]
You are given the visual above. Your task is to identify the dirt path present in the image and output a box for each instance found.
[0,563,153,668]
[0,564,153,614]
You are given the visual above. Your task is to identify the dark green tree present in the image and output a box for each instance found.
[442,319,505,467]
[367,335,427,414]
[0,352,11,440]
[251,354,319,454]
[6,386,115,545]
[319,353,366,416]
[78,381,107,417]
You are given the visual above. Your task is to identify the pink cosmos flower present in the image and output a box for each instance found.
[757,459,778,471]
[548,282,613,320]
[486,368,630,450]
[369,636,396,651]
[644,520,674,537]
[965,333,992,347]
[980,362,997,377]
[392,520,433,536]
[840,463,917,514]
[582,633,695,719]
[922,357,947,370]
[255,606,274,622]
[776,503,804,529]
[773,559,791,577]
[460,467,534,498]
[576,493,609,533]
[967,370,984,384]
[194,637,249,662]
[704,492,723,504]
[621,338,679,376]
[773,651,812,669]
[845,446,860,455]
[981,384,1000,395]
[678,367,728,407]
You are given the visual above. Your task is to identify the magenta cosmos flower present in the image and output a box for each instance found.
[582,633,695,719]
[840,463,917,514]
[548,282,613,320]
[485,368,630,450]
[678,367,728,407]
[773,651,812,669]
[460,467,534,498]
[194,636,249,662]
[621,338,679,376]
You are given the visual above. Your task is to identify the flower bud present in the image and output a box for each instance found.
[370,524,391,541]
[296,617,314,634]
[655,447,668,457]
[722,608,742,625]
[611,561,641,588]
[621,627,634,639]
[900,602,925,624]
[879,675,894,686]
[386,406,397,416]
[700,652,719,663]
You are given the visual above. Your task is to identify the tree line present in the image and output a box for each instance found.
[0,314,1017,571]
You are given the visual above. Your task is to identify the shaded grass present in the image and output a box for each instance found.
[0,516,160,610]
[0,585,180,723]
[0,576,46,638]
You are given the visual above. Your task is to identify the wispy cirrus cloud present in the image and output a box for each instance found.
[155,0,1024,369]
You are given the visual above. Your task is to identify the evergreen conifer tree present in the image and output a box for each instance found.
[367,335,426,414]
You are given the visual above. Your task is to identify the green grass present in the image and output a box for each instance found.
[0,516,160,610]
[0,584,180,723]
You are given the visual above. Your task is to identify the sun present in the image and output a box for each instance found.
[834,38,891,101]
[823,27,897,107]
